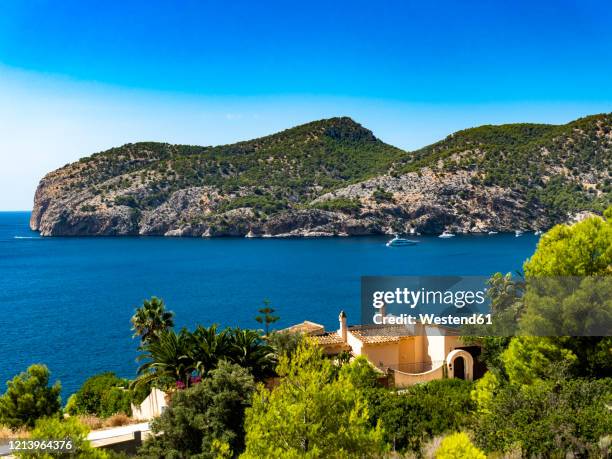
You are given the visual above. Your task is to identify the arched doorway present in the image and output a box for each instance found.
[454,356,465,380]
[446,349,474,381]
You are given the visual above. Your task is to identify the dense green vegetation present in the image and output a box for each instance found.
[466,207,612,457]
[65,373,132,418]
[66,114,611,225]
[74,117,404,212]
[140,362,256,458]
[19,417,110,459]
[0,365,61,428]
[365,379,475,452]
[242,343,387,458]
[310,197,362,213]
[398,114,612,216]
[133,326,276,391]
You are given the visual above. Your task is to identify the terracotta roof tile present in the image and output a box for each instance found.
[348,324,414,344]
[312,332,345,345]
[280,320,326,336]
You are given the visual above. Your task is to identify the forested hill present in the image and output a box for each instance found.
[31,114,611,237]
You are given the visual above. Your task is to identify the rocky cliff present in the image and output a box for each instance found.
[31,115,611,237]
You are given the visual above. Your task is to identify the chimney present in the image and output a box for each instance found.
[338,310,347,342]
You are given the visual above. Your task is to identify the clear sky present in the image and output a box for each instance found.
[1,0,611,210]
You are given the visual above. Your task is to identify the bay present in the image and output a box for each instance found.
[0,211,538,398]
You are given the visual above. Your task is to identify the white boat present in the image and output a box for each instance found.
[245,230,256,238]
[386,235,418,247]
[515,230,524,237]
[534,229,543,236]
[438,231,455,238]
[487,231,498,235]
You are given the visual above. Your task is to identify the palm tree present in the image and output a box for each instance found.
[227,328,276,380]
[131,296,175,346]
[133,328,196,390]
[190,324,232,375]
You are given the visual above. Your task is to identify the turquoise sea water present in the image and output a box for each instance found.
[0,211,539,398]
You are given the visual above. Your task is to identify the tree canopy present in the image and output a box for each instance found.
[0,364,61,429]
[242,340,386,458]
[139,361,256,458]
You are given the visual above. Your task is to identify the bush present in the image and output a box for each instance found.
[68,373,131,418]
[372,188,393,203]
[104,413,132,428]
[474,377,612,457]
[434,432,486,459]
[266,331,304,358]
[367,379,475,453]
[139,361,256,458]
[17,417,108,458]
[113,195,139,208]
[311,197,361,214]
[0,364,61,429]
[338,356,380,389]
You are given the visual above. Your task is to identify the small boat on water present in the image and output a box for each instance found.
[515,230,524,237]
[245,230,256,238]
[534,229,543,236]
[386,235,418,247]
[487,231,498,235]
[438,231,455,238]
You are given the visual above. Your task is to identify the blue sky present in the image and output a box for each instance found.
[1,0,611,209]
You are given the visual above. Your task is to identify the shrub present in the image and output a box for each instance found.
[373,188,393,203]
[434,432,486,459]
[266,331,304,358]
[104,413,131,428]
[311,197,361,213]
[113,195,139,208]
[474,377,612,457]
[0,364,61,429]
[68,373,131,418]
[17,417,108,458]
[75,415,103,430]
[338,356,380,389]
[367,379,475,453]
[139,361,256,458]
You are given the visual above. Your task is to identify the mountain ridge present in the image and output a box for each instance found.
[30,114,612,237]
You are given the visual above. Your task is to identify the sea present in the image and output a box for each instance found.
[0,211,539,398]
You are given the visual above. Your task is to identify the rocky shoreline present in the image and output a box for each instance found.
[30,168,553,238]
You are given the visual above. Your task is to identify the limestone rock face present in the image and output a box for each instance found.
[30,115,611,237]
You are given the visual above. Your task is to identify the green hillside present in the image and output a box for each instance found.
[73,117,405,212]
[34,114,611,237]
[396,114,612,218]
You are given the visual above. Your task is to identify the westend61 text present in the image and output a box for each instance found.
[372,313,493,326]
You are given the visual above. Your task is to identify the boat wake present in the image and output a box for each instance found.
[13,236,41,239]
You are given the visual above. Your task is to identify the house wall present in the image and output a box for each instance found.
[393,362,445,387]
[131,388,168,421]
[421,334,463,362]
[444,335,462,355]
[360,342,399,369]
[346,331,364,357]
[412,335,427,363]
[398,337,415,365]
[425,335,447,361]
